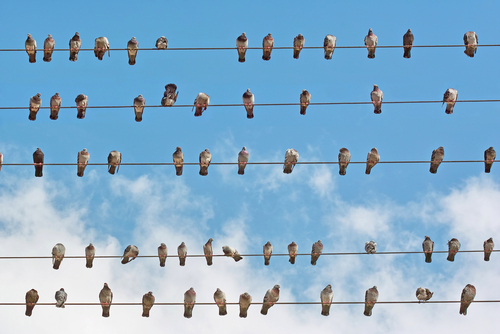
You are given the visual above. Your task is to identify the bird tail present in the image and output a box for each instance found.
[53,259,61,270]
[239,308,248,318]
[484,251,491,261]
[175,165,183,176]
[429,165,438,174]
[368,49,375,59]
[179,257,186,266]
[246,110,254,119]
[121,257,129,264]
[262,51,271,61]
[77,109,86,119]
[194,107,203,117]
[206,257,213,266]
[324,51,333,60]
[97,52,104,60]
[43,53,52,62]
[142,309,150,317]
[260,305,269,315]
[289,255,295,264]
[29,110,37,121]
[300,104,307,115]
[364,305,373,316]
[447,252,456,262]
[25,305,34,316]
[293,49,300,59]
[135,113,143,122]
[459,302,468,315]
[238,50,246,63]
[445,104,454,114]
[464,48,475,58]
[50,110,59,120]
[365,165,372,174]
[311,256,318,265]
[129,55,136,65]
[283,163,294,174]
[238,163,245,175]
[159,257,166,267]
[321,304,330,316]
[35,165,43,177]
[264,257,270,266]
[70,52,77,62]
[29,53,36,63]
[374,106,382,114]
[425,253,432,263]
[102,307,110,317]
[339,165,346,176]
[219,305,227,316]
[233,254,243,262]
[108,165,117,175]
[86,257,93,268]
[403,48,411,58]
[199,166,208,176]
[485,163,492,173]
[184,306,193,318]
[77,165,85,177]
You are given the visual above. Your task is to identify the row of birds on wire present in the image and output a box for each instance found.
[22,283,478,318]
[20,29,480,63]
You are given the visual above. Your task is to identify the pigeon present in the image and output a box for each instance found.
[25,34,37,63]
[222,245,243,262]
[242,89,255,119]
[364,28,378,58]
[371,84,383,114]
[203,238,213,266]
[447,238,461,262]
[55,288,67,308]
[69,32,81,61]
[52,243,66,270]
[261,285,280,315]
[311,240,323,265]
[365,148,380,174]
[262,33,274,60]
[338,148,351,176]
[75,94,88,119]
[483,237,494,261]
[0,152,3,172]
[33,148,44,177]
[283,149,299,174]
[430,146,445,174]
[239,292,252,318]
[77,148,90,177]
[364,286,379,316]
[293,34,305,59]
[158,243,167,267]
[463,31,478,57]
[288,241,298,264]
[29,93,42,121]
[133,94,145,122]
[178,242,187,266]
[49,93,61,120]
[442,88,458,114]
[85,243,95,268]
[94,37,110,60]
[107,150,122,175]
[99,283,113,317]
[43,34,55,62]
[25,289,39,316]
[416,287,433,303]
[142,291,155,317]
[121,245,139,264]
[155,36,168,49]
[460,284,476,316]
[324,34,336,60]
[320,284,334,316]
[161,84,179,107]
[365,240,377,254]
[214,288,227,316]
[184,288,196,318]
[422,236,434,263]
[236,33,248,62]
[403,29,414,58]
[238,147,249,175]
[199,149,212,176]
[300,90,311,115]
[173,146,184,176]
[127,37,139,65]
[193,92,210,117]
[263,241,273,266]
[484,147,496,173]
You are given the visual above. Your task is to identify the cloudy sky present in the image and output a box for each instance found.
[0,0,499,332]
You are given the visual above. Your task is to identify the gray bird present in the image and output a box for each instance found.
[366,148,380,174]
[158,243,167,267]
[184,287,196,318]
[263,241,273,266]
[204,238,213,266]
[127,37,139,65]
[422,236,434,263]
[293,34,305,59]
[364,286,379,316]
[371,84,383,114]
[33,148,44,177]
[324,34,336,60]
[121,245,139,264]
[0,152,3,172]
[430,146,445,174]
[50,93,61,120]
[133,94,146,122]
[483,237,494,261]
[193,92,210,117]
[365,240,377,254]
[262,33,274,60]
[77,148,90,177]
[311,240,323,265]
[55,288,67,308]
[447,238,461,262]
[300,89,311,115]
[238,147,249,175]
[416,287,433,303]
[320,284,334,316]
[69,32,81,61]
[222,245,243,262]
[94,37,110,60]
[288,241,298,264]
[364,28,378,58]
[460,284,476,315]
[52,243,65,270]
[283,149,299,174]
[403,29,414,58]
[338,148,351,176]
[155,36,168,49]
[242,89,255,119]
[161,83,179,107]
[178,242,187,266]
[199,149,212,176]
[85,243,95,268]
[75,94,88,119]
[463,31,478,58]
[99,283,113,317]
[173,146,184,176]
[142,291,155,317]
[236,33,248,62]
[29,93,42,121]
[484,147,496,173]
[442,88,458,114]
[25,289,39,316]
[261,285,280,315]
[43,34,55,62]
[214,288,227,316]
[239,292,252,318]
[25,34,37,63]
[107,150,122,175]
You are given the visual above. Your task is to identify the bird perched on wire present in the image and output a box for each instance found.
[261,285,280,315]
[320,284,334,316]
[460,284,476,316]
[25,289,39,317]
[214,288,227,316]
[77,148,90,177]
[127,37,139,65]
[222,245,243,262]
[484,147,496,173]
[430,146,444,174]
[447,238,461,262]
[300,90,311,115]
[29,93,41,121]
[193,92,210,117]
[365,148,380,174]
[236,33,248,63]
[142,291,155,317]
[371,84,383,114]
[311,240,323,265]
[324,34,336,60]
[52,243,66,269]
[99,283,113,317]
[463,31,478,57]
[442,88,458,114]
[422,236,434,263]
[107,150,122,175]
[283,149,299,174]
[262,33,274,60]
[239,292,252,318]
[25,34,37,63]
[293,34,305,59]
[242,89,255,119]
[94,37,110,60]
[263,241,273,266]
[33,148,44,177]
[85,243,95,268]
[288,241,298,264]
[50,93,61,120]
[199,149,212,176]
[203,238,213,266]
[403,29,414,58]
[155,36,168,49]
[416,287,433,303]
[162,83,179,107]
[238,147,249,175]
[184,288,196,318]
[338,148,351,176]
[158,243,167,267]
[69,32,81,61]
[364,28,377,58]
[43,34,55,62]
[364,286,378,316]
[75,94,88,119]
[178,242,188,266]
[173,146,184,176]
[55,288,67,308]
[483,237,494,261]
[133,95,145,122]
[365,240,377,254]
[0,152,3,172]
[121,245,139,264]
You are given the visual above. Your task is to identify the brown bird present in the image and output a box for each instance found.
[77,148,90,177]
[161,84,179,107]
[484,147,496,173]
[25,289,39,316]
[133,94,146,122]
[262,33,274,60]
[293,34,305,59]
[199,149,212,176]
[242,89,255,119]
[29,93,42,121]
[203,238,213,266]
[25,34,37,63]
[442,88,458,114]
[483,237,494,261]
[447,238,461,262]
[158,243,167,267]
[52,243,66,269]
[430,146,445,174]
[184,288,196,318]
[43,34,55,62]
[33,148,44,177]
[99,283,113,317]
[173,146,184,176]
[193,93,210,117]
[324,34,336,60]
[364,29,378,59]
[371,84,383,114]
[121,245,139,264]
[69,32,81,61]
[222,245,243,262]
[311,240,323,265]
[263,241,273,266]
[261,285,280,315]
[403,29,414,58]
[422,236,434,263]
[213,288,227,316]
[50,93,61,120]
[320,284,334,316]
[238,147,249,175]
[364,286,378,316]
[236,33,248,62]
[178,242,187,266]
[94,37,110,60]
[142,291,155,317]
[338,148,351,176]
[107,150,122,175]
[365,148,380,174]
[300,90,311,115]
[127,37,139,65]
[460,284,476,315]
[416,287,433,303]
[463,31,478,57]
[75,94,88,119]
[155,36,168,50]
[288,241,298,264]
[239,292,252,318]
[85,243,95,268]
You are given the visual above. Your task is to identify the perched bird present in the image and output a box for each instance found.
[173,146,184,176]
[158,243,167,267]
[484,147,496,173]
[25,34,37,63]
[239,292,252,318]
[483,237,494,261]
[403,29,414,58]
[178,242,187,266]
[107,150,122,175]
[43,34,55,62]
[94,37,110,60]
[288,241,298,264]
[364,28,378,58]
[214,288,227,316]
[311,240,323,265]
[283,149,299,174]
[49,93,61,120]
[261,285,280,315]
[55,288,67,308]
[33,148,44,177]
[293,34,305,59]
[300,89,311,115]
[430,146,445,174]
[238,147,249,175]
[242,89,255,119]
[416,287,433,303]
[262,33,274,60]
[193,92,210,116]
[365,240,377,254]
[155,36,168,49]
[447,238,461,262]
[25,289,39,317]
[127,37,139,65]
[29,93,42,121]
[320,284,334,316]
[460,284,476,316]
[199,149,212,176]
[236,33,248,62]
[463,31,478,57]
[422,236,434,263]
[75,94,88,119]
[203,238,213,266]
[99,283,113,317]
[371,84,383,114]
[69,32,81,61]
[0,152,3,172]
[263,241,273,266]
[133,94,146,122]
[77,148,90,177]
[365,148,380,174]
[324,34,336,60]
[184,288,196,318]
[121,245,139,264]
[52,243,66,270]
[142,291,155,317]
[85,243,95,268]
[222,245,243,261]
[338,148,351,176]
[364,286,379,316]
[442,88,458,114]
[161,83,179,107]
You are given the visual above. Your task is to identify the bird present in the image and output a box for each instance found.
[300,90,311,115]
[178,242,187,266]
[184,288,196,318]
[161,84,179,107]
[324,34,336,60]
[121,245,139,264]
[43,34,55,62]
[199,149,212,176]
[25,289,39,316]
[403,29,414,58]
[371,84,383,114]
[85,243,95,268]
[463,31,478,57]
[75,94,88,119]
[338,148,351,176]
[158,243,167,267]
[214,288,227,316]
[173,146,184,176]
[49,93,61,120]
[238,147,249,175]
[222,245,243,262]
[460,284,476,315]
[55,288,67,308]
[52,243,66,269]
[442,88,458,114]
[127,37,139,65]
[239,292,252,318]
[242,89,255,119]
[193,92,210,117]
[430,146,445,174]
[203,238,213,266]
[364,286,379,316]
[142,291,155,317]
[293,34,305,59]
[261,285,280,315]
[422,236,434,263]
[25,34,37,63]
[69,32,81,61]
[107,150,122,175]
[133,94,146,122]
[311,240,323,265]
[288,241,298,264]
[484,147,496,173]
[99,283,113,317]
[77,148,90,177]
[320,284,334,316]
[483,237,494,261]
[447,238,461,262]
[33,148,44,177]
[155,36,168,49]
[365,240,377,254]
[263,241,273,266]
[94,37,110,60]
[283,149,299,174]
[236,33,248,62]
[364,28,378,58]
[29,93,42,121]
[262,33,274,60]
[366,148,380,174]
[0,152,3,172]
[416,287,433,303]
